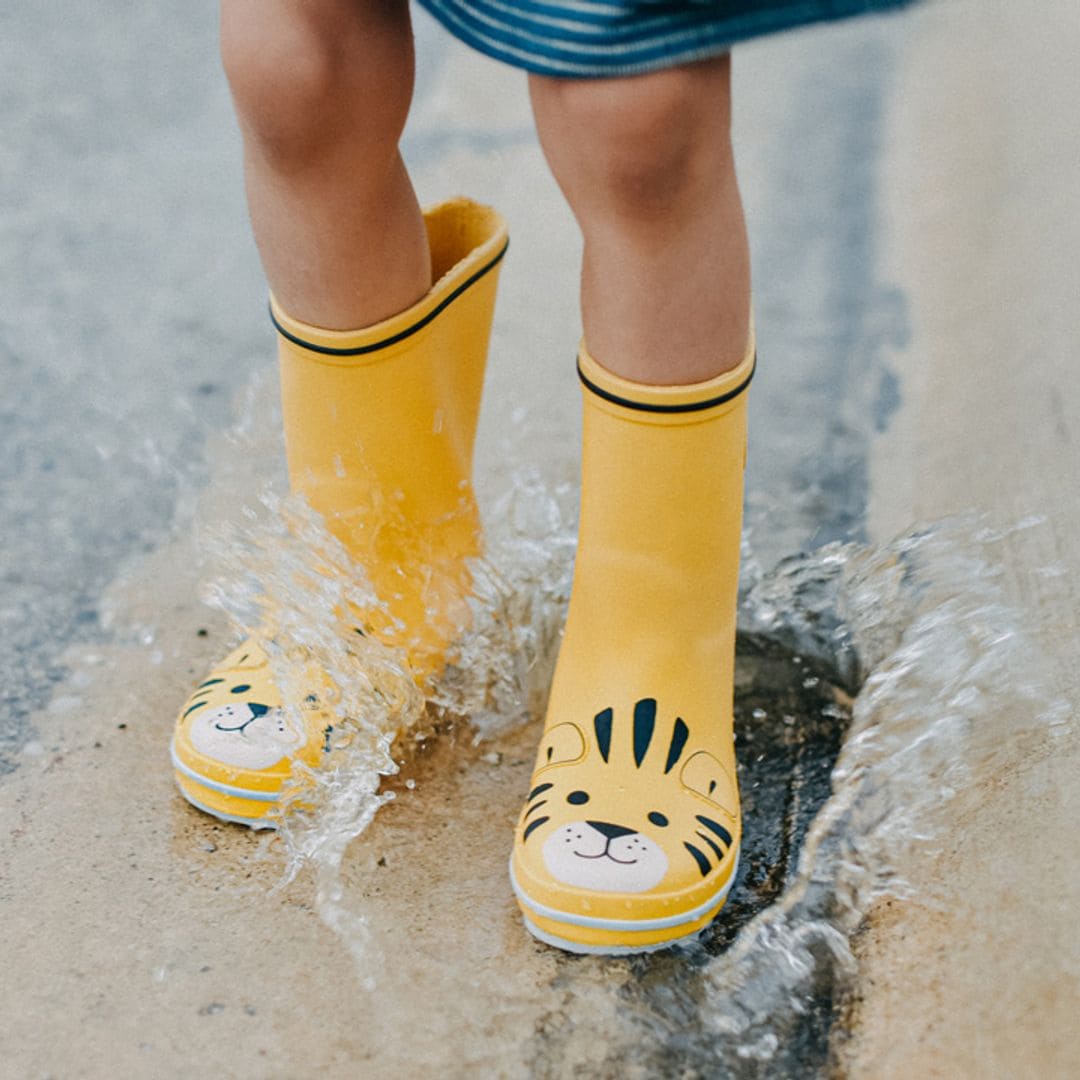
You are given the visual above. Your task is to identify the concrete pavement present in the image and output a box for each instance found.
[852,3,1080,1074]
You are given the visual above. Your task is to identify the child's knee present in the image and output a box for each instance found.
[532,59,731,213]
[221,0,414,164]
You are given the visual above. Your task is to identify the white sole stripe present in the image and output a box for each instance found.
[170,737,281,803]
[522,916,693,955]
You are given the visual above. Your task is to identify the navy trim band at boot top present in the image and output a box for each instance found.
[414,0,916,79]
[269,239,509,357]
[577,355,756,414]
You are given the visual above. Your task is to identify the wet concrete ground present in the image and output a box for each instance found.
[853,3,1080,1073]
[3,1,1079,1077]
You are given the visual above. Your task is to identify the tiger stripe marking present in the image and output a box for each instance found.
[683,841,711,876]
[695,814,733,848]
[523,816,549,842]
[695,829,725,862]
[633,698,656,767]
[525,800,548,820]
[528,782,553,801]
[594,708,613,762]
[664,718,689,773]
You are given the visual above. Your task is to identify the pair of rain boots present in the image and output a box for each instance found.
[172,198,753,954]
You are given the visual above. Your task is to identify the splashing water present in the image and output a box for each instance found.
[196,373,1065,1070]
[610,516,1068,1074]
[199,488,411,973]
[199,396,579,974]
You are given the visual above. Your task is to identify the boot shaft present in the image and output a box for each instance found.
[273,198,508,567]
[569,338,755,674]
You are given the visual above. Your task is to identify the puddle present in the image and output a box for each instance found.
[185,363,1066,1076]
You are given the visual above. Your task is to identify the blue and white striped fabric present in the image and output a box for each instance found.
[414,0,914,77]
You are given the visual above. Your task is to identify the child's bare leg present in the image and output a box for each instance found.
[221,0,430,328]
[528,55,750,384]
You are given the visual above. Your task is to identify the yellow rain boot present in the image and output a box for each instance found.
[171,198,508,827]
[510,330,754,952]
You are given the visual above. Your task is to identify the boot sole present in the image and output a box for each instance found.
[170,736,280,829]
[510,849,739,954]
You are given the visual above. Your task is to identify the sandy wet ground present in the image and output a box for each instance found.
[3,1,1079,1077]
[850,3,1080,1074]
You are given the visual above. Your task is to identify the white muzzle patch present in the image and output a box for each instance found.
[541,820,669,893]
[189,703,306,770]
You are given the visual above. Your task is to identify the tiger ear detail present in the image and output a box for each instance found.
[535,722,587,770]
[679,751,737,818]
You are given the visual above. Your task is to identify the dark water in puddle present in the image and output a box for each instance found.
[717,634,854,951]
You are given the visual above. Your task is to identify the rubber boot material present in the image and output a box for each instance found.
[273,197,508,673]
[173,198,508,827]
[172,640,330,828]
[511,332,754,953]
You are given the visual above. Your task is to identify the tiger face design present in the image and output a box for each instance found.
[188,701,307,770]
[174,641,328,778]
[517,698,739,896]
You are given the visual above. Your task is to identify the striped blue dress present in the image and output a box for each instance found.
[414,0,914,77]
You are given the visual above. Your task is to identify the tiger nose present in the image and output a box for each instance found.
[587,820,636,841]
